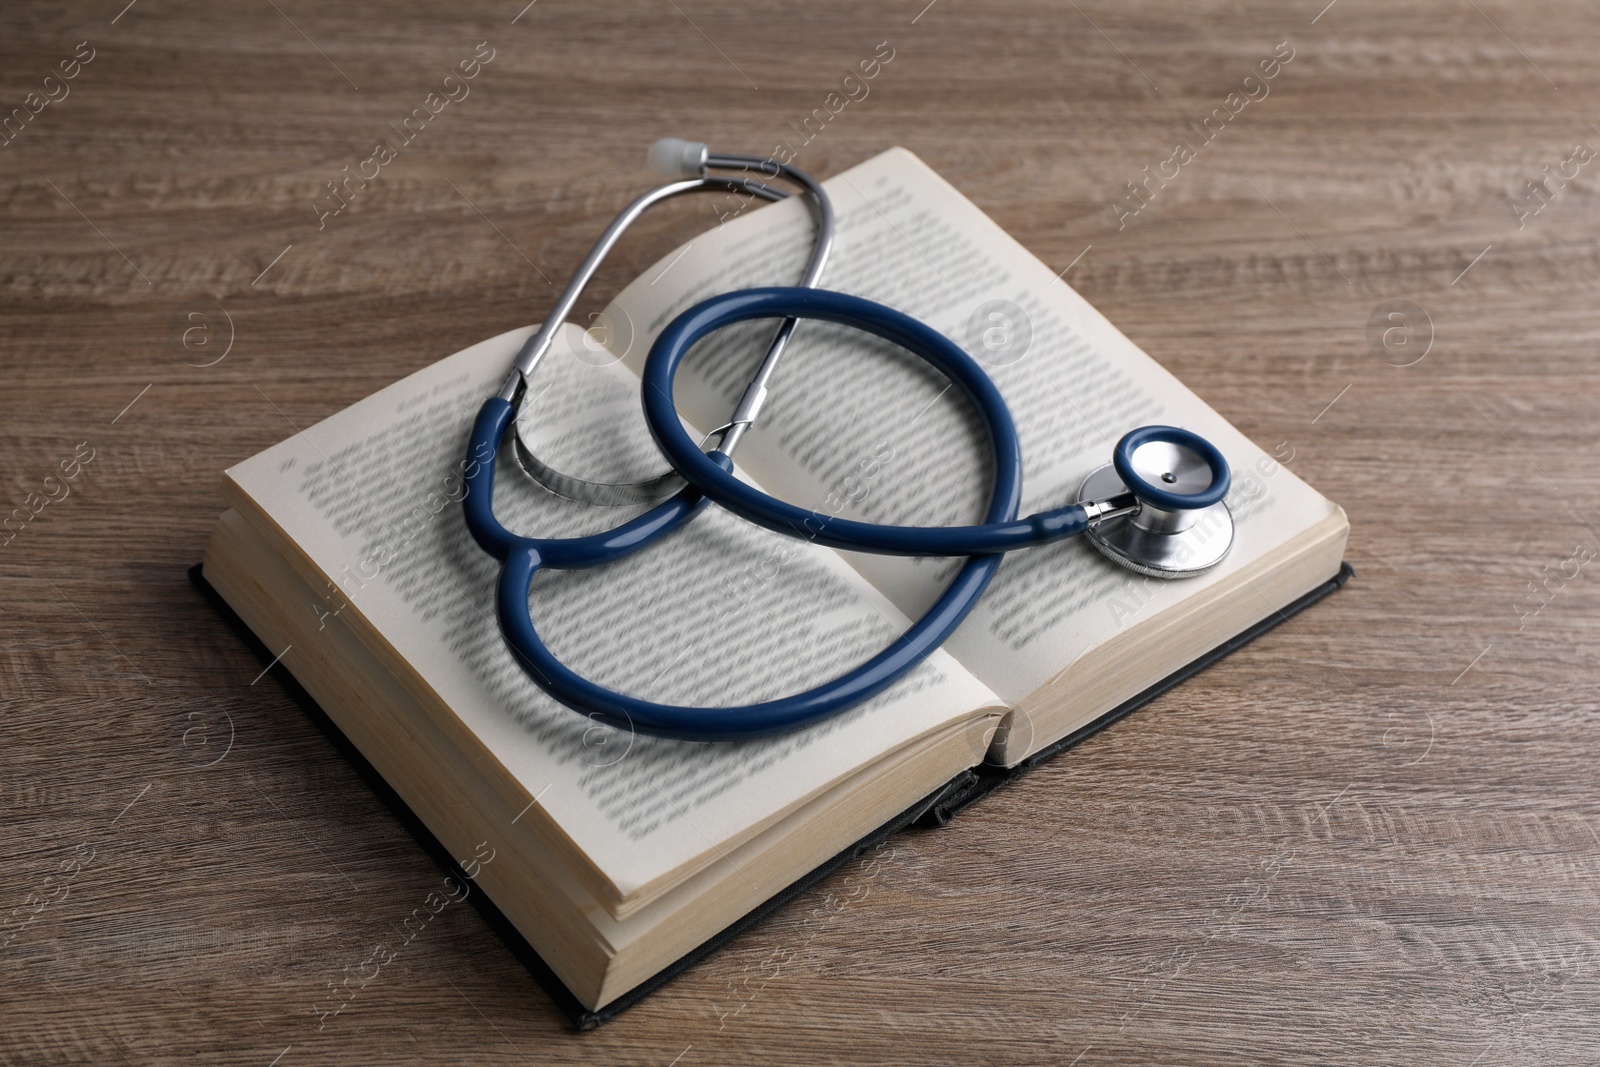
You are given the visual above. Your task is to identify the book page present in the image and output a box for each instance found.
[222,322,999,904]
[608,147,1342,706]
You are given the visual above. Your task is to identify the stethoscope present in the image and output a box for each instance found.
[464,141,1236,741]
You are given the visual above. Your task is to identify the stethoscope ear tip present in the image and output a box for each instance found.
[648,137,708,178]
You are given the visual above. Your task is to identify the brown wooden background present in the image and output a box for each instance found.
[4,0,1599,1063]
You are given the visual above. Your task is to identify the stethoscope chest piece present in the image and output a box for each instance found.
[1076,428,1235,579]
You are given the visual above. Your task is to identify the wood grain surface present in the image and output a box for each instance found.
[4,0,1599,1063]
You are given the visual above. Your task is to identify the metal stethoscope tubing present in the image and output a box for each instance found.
[504,144,834,503]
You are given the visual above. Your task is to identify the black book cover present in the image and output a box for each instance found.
[189,560,1351,1029]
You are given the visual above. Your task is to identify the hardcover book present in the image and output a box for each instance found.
[198,146,1349,1025]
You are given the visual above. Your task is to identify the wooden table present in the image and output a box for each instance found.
[4,1,1598,1062]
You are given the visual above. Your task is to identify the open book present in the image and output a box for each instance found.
[200,147,1348,1020]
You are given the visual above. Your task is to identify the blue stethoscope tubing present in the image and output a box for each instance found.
[464,285,1229,740]
[461,290,1021,740]
[640,287,1225,554]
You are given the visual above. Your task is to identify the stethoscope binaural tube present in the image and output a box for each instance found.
[505,141,835,505]
[640,287,1232,558]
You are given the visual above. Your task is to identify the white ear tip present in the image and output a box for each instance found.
[648,137,707,177]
